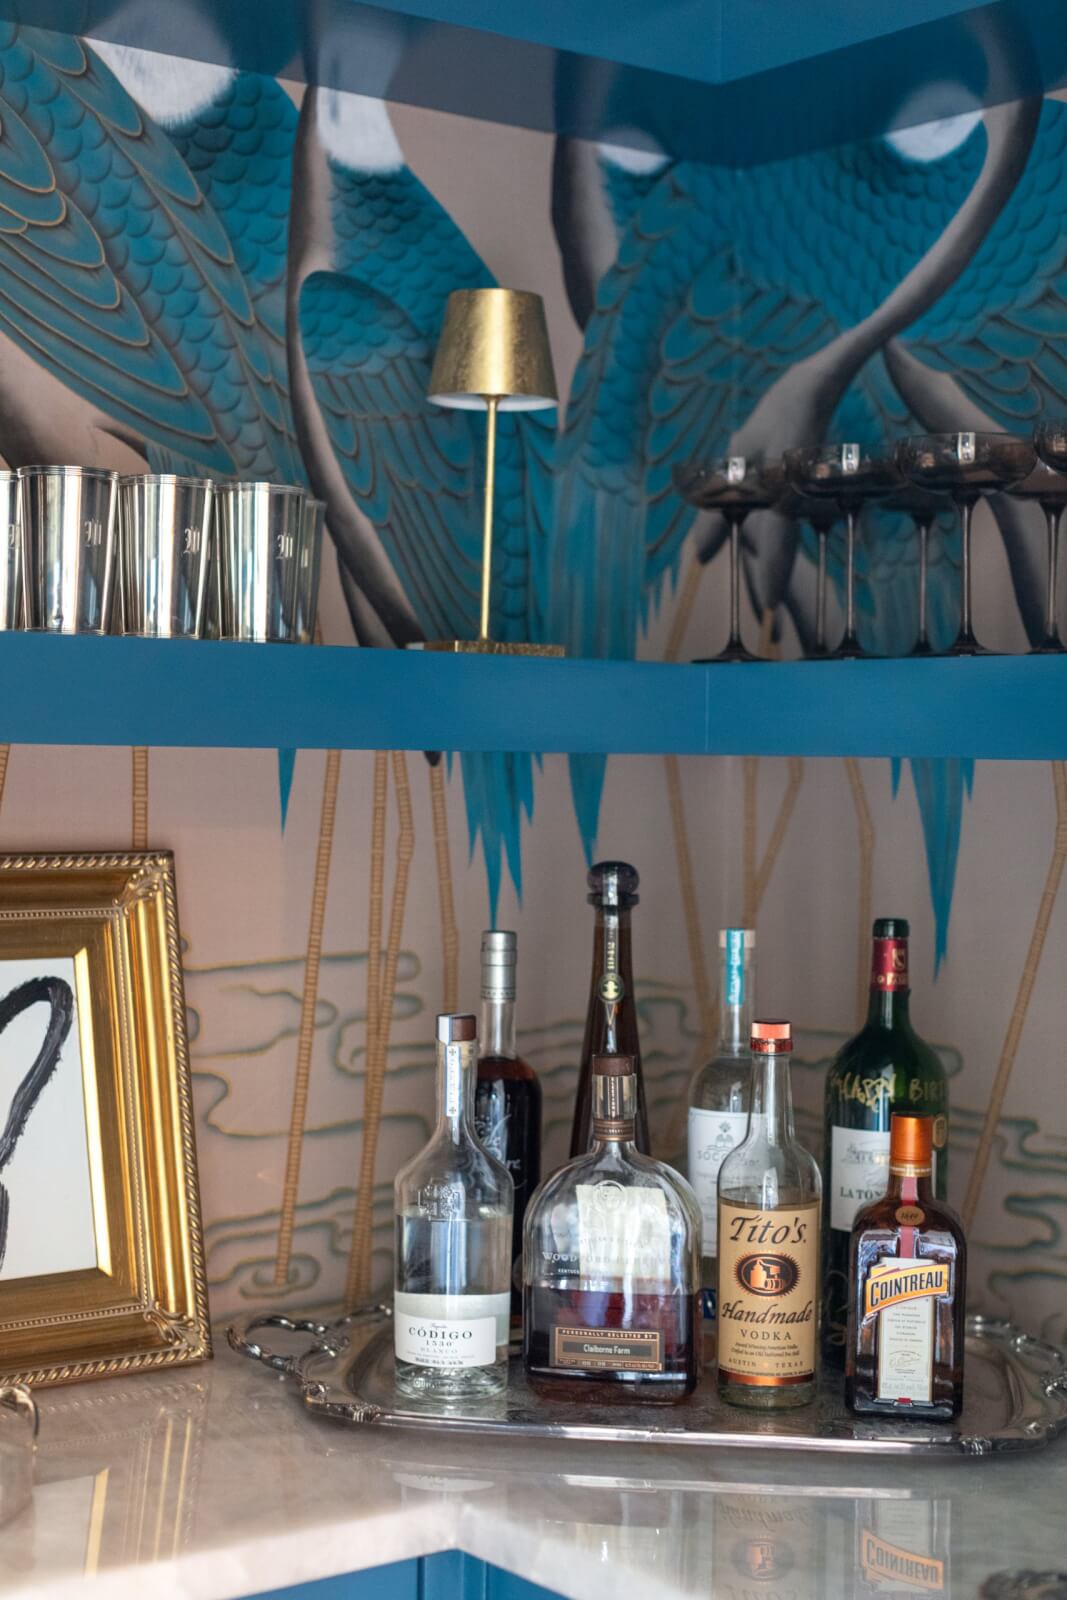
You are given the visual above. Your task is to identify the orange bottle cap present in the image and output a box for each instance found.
[889,1113,933,1168]
[751,1018,792,1053]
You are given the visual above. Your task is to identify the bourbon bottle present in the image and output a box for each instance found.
[524,1054,701,1403]
[846,1113,966,1420]
[569,862,650,1157]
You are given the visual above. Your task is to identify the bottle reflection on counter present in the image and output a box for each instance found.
[712,1493,818,1600]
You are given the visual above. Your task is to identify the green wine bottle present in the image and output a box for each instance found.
[822,917,948,1357]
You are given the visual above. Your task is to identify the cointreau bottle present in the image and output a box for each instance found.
[846,1112,965,1420]
[474,930,541,1321]
[717,1019,821,1409]
[569,862,650,1157]
[524,1054,701,1403]
[823,918,948,1357]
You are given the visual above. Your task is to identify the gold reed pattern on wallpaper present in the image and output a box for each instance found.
[132,746,149,850]
[274,748,343,1287]
[844,757,875,1029]
[663,592,806,1157]
[962,759,1067,1232]
[346,749,415,1306]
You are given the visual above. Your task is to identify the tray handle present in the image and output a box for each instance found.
[228,1304,390,1377]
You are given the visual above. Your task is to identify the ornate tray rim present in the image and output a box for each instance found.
[228,1306,1067,1458]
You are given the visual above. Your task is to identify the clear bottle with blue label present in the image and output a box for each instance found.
[686,929,755,1319]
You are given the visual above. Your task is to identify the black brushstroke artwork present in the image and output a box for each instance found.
[0,977,75,1272]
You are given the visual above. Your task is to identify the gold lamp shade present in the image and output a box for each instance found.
[428,288,557,410]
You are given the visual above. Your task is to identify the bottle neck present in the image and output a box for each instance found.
[590,906,635,1054]
[480,995,516,1059]
[884,1165,934,1204]
[867,937,911,1028]
[748,1052,796,1145]
[718,934,754,1054]
[435,1036,477,1142]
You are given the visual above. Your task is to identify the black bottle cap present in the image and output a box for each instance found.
[872,917,909,939]
[587,861,639,908]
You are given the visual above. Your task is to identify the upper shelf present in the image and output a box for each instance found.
[11,0,1063,167]
[4,635,1065,759]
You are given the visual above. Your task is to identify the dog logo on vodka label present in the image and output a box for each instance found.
[736,1253,799,1297]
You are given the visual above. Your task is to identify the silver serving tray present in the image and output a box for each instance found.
[228,1306,1067,1457]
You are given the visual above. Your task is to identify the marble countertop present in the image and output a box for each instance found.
[0,1331,1062,1600]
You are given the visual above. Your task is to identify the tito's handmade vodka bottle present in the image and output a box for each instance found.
[717,1020,821,1409]
[393,1013,514,1399]
[687,928,755,1318]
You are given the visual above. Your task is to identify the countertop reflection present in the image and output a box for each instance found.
[0,1332,1063,1600]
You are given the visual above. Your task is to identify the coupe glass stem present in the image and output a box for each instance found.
[1043,504,1063,649]
[727,514,744,651]
[841,507,859,652]
[955,497,977,650]
[814,528,828,654]
[916,518,930,651]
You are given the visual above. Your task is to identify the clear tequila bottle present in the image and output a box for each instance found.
[394,1013,514,1399]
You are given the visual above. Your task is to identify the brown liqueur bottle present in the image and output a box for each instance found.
[474,930,541,1321]
[569,862,650,1157]
[524,1054,702,1403]
[846,1113,966,1420]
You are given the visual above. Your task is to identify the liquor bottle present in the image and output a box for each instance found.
[717,1019,821,1409]
[569,861,650,1158]
[687,928,755,1318]
[846,1113,966,1420]
[393,1013,514,1399]
[473,929,541,1320]
[823,918,949,1357]
[524,1053,701,1403]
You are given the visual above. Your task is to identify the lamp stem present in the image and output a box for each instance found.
[479,395,499,642]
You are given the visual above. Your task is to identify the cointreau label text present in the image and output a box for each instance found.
[865,1259,950,1315]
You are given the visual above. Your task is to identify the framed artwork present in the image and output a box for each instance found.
[0,852,209,1386]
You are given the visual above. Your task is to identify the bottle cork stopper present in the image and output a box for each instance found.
[592,1053,634,1076]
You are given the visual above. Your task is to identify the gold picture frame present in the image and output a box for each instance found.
[0,852,209,1386]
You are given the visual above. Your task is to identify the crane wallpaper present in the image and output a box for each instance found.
[0,23,1063,1336]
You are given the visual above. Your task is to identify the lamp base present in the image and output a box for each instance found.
[411,639,565,658]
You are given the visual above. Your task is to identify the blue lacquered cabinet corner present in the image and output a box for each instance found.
[263,1553,562,1599]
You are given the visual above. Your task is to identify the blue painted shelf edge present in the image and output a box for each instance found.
[2,634,1065,759]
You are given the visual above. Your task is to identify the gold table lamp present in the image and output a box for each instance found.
[424,287,563,656]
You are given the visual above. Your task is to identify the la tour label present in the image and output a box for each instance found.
[717,1200,819,1386]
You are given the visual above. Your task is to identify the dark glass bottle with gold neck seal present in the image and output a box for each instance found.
[823,918,948,1358]
[846,1112,966,1419]
[570,862,650,1157]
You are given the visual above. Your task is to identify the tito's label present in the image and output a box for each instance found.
[717,1200,819,1386]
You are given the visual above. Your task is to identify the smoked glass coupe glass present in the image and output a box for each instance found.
[881,483,952,656]
[674,458,782,662]
[783,444,901,659]
[897,432,1036,656]
[1027,422,1067,653]
[778,486,840,657]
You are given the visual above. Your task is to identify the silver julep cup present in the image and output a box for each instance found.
[0,475,23,629]
[217,482,305,642]
[295,497,325,644]
[120,474,214,638]
[20,465,119,633]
